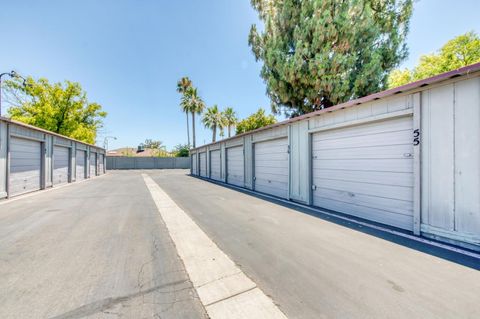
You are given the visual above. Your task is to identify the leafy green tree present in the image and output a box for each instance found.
[236,108,276,134]
[222,107,238,138]
[144,139,164,149]
[177,76,192,146]
[173,144,190,157]
[388,31,480,88]
[202,105,225,142]
[181,86,205,148]
[249,0,413,117]
[5,77,106,144]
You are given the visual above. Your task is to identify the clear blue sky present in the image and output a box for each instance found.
[1,0,479,150]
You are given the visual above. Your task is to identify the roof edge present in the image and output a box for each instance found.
[191,61,480,151]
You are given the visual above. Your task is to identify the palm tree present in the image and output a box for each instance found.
[182,87,205,148]
[222,107,238,138]
[177,77,192,147]
[202,105,225,143]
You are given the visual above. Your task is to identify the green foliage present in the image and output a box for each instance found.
[143,139,164,149]
[174,144,190,157]
[181,86,205,147]
[5,77,106,144]
[388,31,480,88]
[222,107,238,137]
[176,76,192,94]
[249,0,413,117]
[202,105,225,142]
[236,108,277,134]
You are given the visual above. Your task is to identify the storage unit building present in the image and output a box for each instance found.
[9,137,42,196]
[76,149,87,181]
[226,145,244,187]
[210,149,221,181]
[0,117,106,199]
[99,154,105,175]
[53,145,70,185]
[89,151,97,177]
[190,63,480,251]
[191,152,198,175]
[199,152,207,177]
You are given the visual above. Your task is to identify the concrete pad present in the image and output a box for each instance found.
[142,174,288,318]
[206,288,288,319]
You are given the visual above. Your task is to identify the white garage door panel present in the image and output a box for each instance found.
[210,150,221,181]
[90,153,97,177]
[99,154,105,174]
[53,146,69,185]
[227,146,244,187]
[312,116,414,230]
[10,137,42,196]
[199,152,207,177]
[76,150,86,181]
[254,138,288,199]
[192,153,198,175]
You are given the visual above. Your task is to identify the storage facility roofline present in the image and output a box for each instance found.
[0,116,104,150]
[191,61,480,151]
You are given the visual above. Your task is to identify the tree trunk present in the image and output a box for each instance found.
[192,112,196,148]
[212,125,216,142]
[228,125,231,138]
[186,113,190,147]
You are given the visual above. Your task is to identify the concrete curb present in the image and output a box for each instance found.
[142,173,288,319]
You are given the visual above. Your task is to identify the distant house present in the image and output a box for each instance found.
[107,147,172,157]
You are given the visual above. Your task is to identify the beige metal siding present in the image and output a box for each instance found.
[312,116,414,230]
[226,146,244,187]
[254,138,289,198]
[53,146,69,185]
[98,154,105,175]
[10,137,42,196]
[210,150,221,181]
[421,78,480,246]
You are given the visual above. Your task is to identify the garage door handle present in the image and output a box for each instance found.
[253,176,256,181]
[403,153,412,157]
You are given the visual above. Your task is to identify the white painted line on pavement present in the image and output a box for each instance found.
[142,174,288,319]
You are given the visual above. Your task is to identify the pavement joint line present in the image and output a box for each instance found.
[0,173,109,206]
[142,173,288,319]
[194,176,480,260]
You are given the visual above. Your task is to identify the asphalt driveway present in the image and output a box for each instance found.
[0,169,479,319]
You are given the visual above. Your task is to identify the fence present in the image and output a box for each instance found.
[106,156,190,169]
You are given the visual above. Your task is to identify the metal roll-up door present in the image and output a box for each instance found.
[192,153,198,175]
[199,152,207,177]
[9,137,42,196]
[226,146,244,187]
[99,154,105,174]
[53,146,70,185]
[76,150,86,181]
[253,138,289,198]
[89,152,97,177]
[210,150,221,181]
[311,116,414,231]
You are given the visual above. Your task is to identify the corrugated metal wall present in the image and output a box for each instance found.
[0,118,106,199]
[190,74,480,251]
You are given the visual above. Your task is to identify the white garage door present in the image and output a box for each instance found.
[191,153,198,175]
[76,150,86,181]
[199,152,207,177]
[210,150,221,181]
[312,116,414,230]
[53,146,70,185]
[10,137,42,196]
[89,152,97,177]
[226,146,244,187]
[254,138,289,198]
[98,154,105,175]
